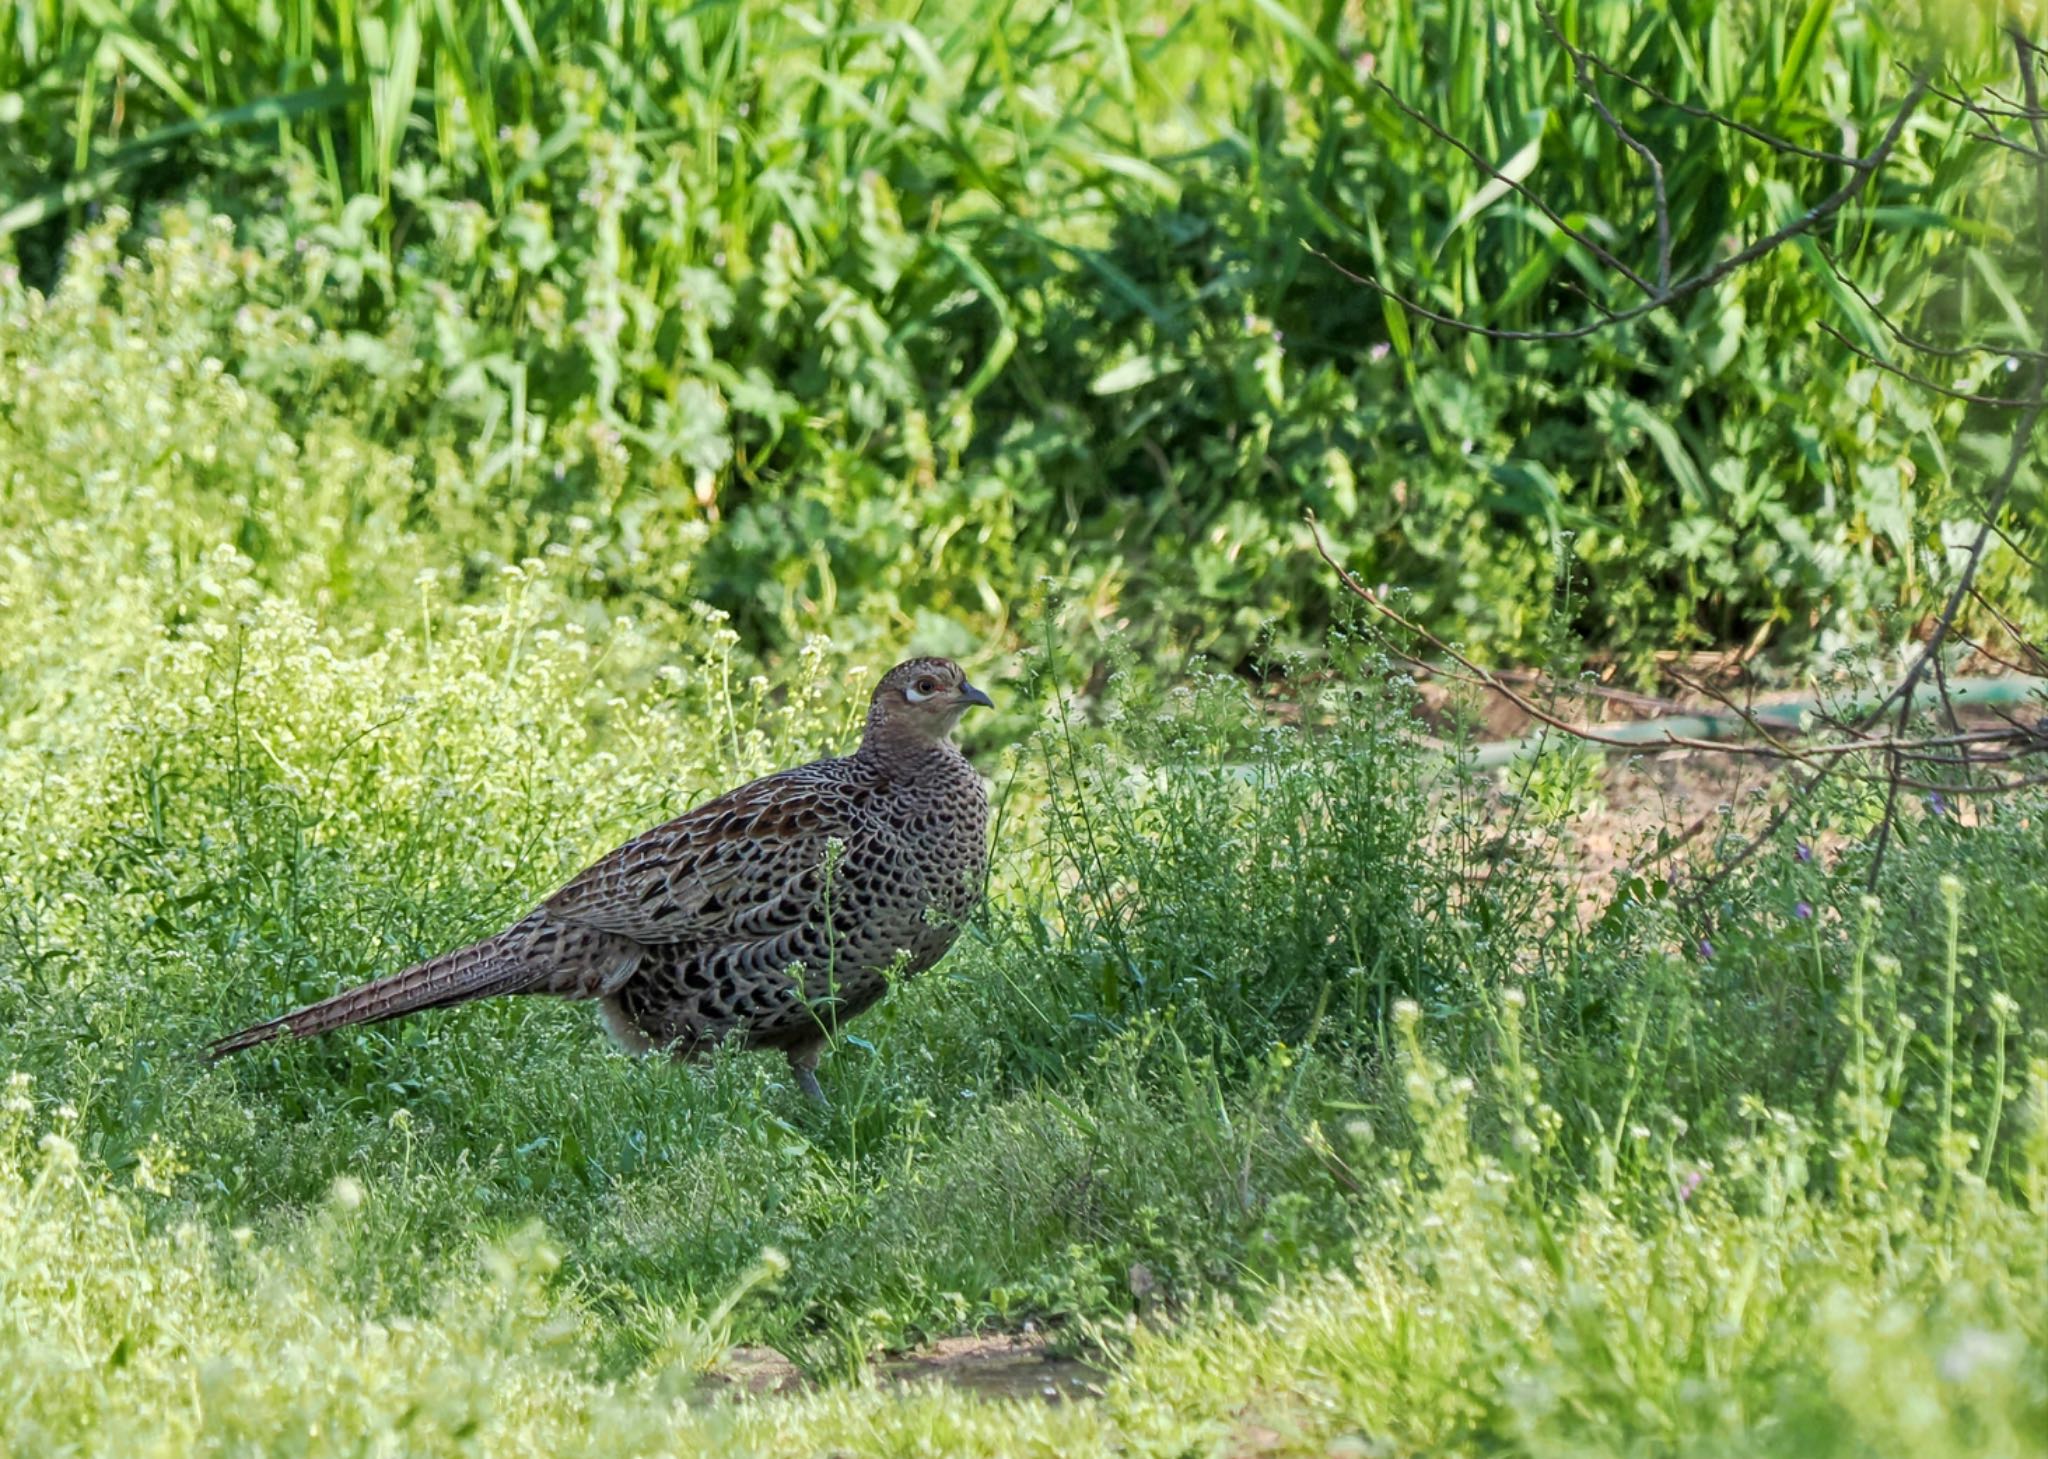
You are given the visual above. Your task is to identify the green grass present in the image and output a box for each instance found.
[4,0,2039,666]
[2,910,2041,1456]
[3,12,2047,1454]
[4,249,2046,1445]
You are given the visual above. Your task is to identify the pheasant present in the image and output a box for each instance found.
[208,657,994,1102]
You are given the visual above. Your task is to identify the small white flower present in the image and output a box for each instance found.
[1939,1328,2018,1382]
[38,1133,78,1168]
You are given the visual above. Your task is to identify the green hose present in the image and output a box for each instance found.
[1467,675,2040,768]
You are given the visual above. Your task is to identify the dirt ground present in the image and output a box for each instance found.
[1526,741,1784,921]
[701,1334,1104,1404]
[1402,668,2029,919]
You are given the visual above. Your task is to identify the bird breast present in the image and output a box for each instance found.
[841,757,988,972]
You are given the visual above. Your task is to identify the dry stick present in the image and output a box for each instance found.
[1956,629,2048,678]
[1865,392,2041,884]
[1309,75,1930,342]
[1318,37,2041,896]
[1967,587,2048,673]
[1885,768,2048,795]
[1314,511,2044,926]
[1814,320,2041,407]
[1928,78,2048,122]
[1819,246,2048,362]
[1970,128,2048,160]
[1930,653,1974,815]
[1486,666,1680,715]
[1661,665,1804,757]
[1895,740,2048,768]
[1989,519,2044,569]
[1307,516,2041,770]
[1557,14,1861,165]
[1861,28,2048,886]
[1853,346,2047,739]
[1868,45,2048,729]
[1541,9,1673,289]
[1557,276,1628,322]
[1368,77,1654,296]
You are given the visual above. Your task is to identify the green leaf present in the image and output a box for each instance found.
[1380,294,1412,362]
[1442,133,1542,243]
[1775,0,1832,112]
[372,2,424,197]
[497,0,542,68]
[1090,353,1181,395]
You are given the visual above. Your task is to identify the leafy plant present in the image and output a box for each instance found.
[6,1,2038,666]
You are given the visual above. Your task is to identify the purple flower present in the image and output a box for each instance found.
[1795,842,1813,863]
[1794,901,1813,920]
[1678,1169,1704,1204]
[1927,791,1949,817]
[1698,939,1715,960]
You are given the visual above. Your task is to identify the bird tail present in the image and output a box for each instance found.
[206,927,542,1060]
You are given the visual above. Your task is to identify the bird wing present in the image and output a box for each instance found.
[540,765,852,945]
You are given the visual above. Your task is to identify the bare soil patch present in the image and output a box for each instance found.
[702,1334,1105,1404]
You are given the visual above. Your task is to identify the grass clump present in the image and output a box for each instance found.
[2,899,2041,1456]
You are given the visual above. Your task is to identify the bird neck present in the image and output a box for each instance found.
[855,726,958,780]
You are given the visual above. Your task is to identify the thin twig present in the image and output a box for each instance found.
[1928,78,2047,122]
[1854,385,2046,736]
[1817,249,2048,362]
[1860,26,2048,885]
[1311,74,1930,342]
[1557,15,1862,165]
[1967,587,2048,673]
[1814,320,2039,406]
[1368,77,1655,296]
[1540,9,1672,288]
[1970,128,2048,160]
[1308,515,2043,770]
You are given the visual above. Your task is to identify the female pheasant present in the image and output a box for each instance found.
[209,657,994,1102]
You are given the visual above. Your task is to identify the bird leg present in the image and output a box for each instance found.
[787,1042,828,1107]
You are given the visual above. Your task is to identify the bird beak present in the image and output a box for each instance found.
[958,682,994,710]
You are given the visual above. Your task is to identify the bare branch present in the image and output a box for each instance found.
[1926,75,2048,121]
[1314,74,1931,343]
[1551,11,1863,165]
[1967,587,2048,673]
[1367,78,1656,296]
[1969,128,2048,160]
[1854,31,2048,749]
[1814,320,2040,406]
[1307,513,2044,773]
[1817,249,2048,362]
[1539,9,1672,288]
[1316,29,2048,899]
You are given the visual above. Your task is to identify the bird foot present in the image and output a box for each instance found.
[792,1064,828,1107]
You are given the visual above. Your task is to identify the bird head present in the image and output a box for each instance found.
[863,657,994,749]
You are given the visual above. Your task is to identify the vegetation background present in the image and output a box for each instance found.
[2,0,2044,1454]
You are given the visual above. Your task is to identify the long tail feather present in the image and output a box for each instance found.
[206,932,538,1060]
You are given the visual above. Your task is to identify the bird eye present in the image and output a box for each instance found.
[916,678,937,695]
